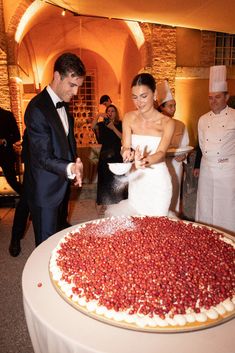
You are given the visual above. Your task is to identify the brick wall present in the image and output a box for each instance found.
[139,23,153,71]
[0,0,30,132]
[152,25,176,92]
[140,24,177,93]
[0,48,23,130]
[0,48,11,110]
[0,0,5,50]
[0,0,11,110]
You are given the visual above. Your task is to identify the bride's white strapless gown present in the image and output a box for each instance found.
[106,135,172,217]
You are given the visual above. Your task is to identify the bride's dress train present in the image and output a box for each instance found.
[106,134,172,217]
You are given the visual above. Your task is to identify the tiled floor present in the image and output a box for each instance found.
[0,179,197,353]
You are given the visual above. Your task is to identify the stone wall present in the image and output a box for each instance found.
[0,0,10,110]
[140,23,177,93]
[152,25,176,93]
[0,0,30,133]
[0,48,23,132]
[0,48,11,110]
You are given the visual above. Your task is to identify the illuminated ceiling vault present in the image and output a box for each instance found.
[44,0,235,34]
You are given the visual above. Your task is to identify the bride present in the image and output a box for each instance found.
[106,73,175,217]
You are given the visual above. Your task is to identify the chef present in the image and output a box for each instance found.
[195,65,235,235]
[157,80,189,217]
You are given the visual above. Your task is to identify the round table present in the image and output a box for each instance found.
[22,227,235,353]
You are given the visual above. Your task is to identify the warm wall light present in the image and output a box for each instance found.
[12,77,23,84]
[61,9,66,16]
[15,0,42,43]
[125,21,145,49]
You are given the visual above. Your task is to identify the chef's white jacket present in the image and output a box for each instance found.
[196,105,235,235]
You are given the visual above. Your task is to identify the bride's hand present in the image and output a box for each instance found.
[122,147,134,162]
[135,147,156,168]
[134,146,146,169]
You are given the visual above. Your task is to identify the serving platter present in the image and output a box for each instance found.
[50,277,235,333]
[166,146,194,156]
[49,217,235,333]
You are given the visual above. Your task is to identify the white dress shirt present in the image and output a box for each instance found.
[46,85,69,135]
[46,85,75,179]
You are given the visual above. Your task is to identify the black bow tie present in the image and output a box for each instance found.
[56,101,66,109]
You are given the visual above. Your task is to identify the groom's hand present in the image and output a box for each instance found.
[71,158,83,187]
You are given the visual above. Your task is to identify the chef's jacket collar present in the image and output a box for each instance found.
[210,105,229,117]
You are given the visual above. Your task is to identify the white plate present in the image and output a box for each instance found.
[166,146,194,156]
[108,162,132,175]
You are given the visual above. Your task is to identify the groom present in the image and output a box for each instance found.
[22,52,85,246]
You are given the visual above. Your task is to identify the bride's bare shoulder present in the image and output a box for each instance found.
[158,112,174,125]
[123,110,138,122]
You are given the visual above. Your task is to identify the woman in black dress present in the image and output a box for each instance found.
[92,104,128,213]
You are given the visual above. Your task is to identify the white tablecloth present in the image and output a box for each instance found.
[22,227,235,353]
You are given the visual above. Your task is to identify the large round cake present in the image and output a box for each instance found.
[49,216,235,332]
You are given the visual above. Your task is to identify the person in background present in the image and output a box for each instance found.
[99,94,112,109]
[227,95,235,109]
[9,186,30,257]
[106,73,175,217]
[193,143,202,177]
[92,95,112,143]
[94,94,113,126]
[22,52,85,246]
[195,65,235,235]
[9,131,30,257]
[92,104,127,215]
[157,80,189,217]
[194,94,235,176]
[0,107,21,194]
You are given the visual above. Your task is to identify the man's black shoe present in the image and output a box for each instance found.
[9,239,21,257]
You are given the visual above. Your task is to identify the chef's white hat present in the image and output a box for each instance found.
[209,65,228,92]
[156,80,174,105]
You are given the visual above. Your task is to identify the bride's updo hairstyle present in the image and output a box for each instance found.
[131,73,156,93]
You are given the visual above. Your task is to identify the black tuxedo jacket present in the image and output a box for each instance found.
[0,107,20,163]
[24,88,77,208]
